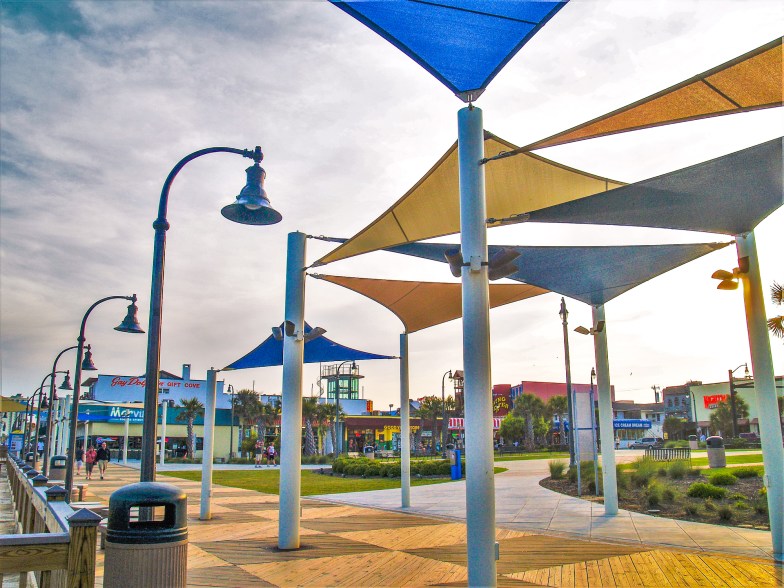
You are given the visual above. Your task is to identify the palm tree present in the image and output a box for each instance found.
[327,403,345,455]
[233,389,262,457]
[314,402,333,454]
[257,398,281,445]
[512,394,545,450]
[417,396,443,454]
[302,396,319,456]
[546,395,569,446]
[768,281,783,339]
[175,397,204,459]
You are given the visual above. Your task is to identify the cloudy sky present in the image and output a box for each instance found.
[1,0,782,410]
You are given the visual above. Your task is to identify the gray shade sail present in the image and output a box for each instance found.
[525,138,782,235]
[388,242,731,305]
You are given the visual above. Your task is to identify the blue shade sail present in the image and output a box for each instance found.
[224,322,395,370]
[329,0,568,101]
[526,138,782,235]
[388,242,730,305]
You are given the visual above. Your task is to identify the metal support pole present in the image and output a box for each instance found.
[83,421,89,452]
[60,396,71,457]
[560,298,576,466]
[123,415,130,465]
[736,232,783,560]
[728,369,739,438]
[458,105,496,586]
[572,389,581,498]
[589,385,600,497]
[593,304,618,515]
[44,346,77,476]
[201,369,218,520]
[229,385,235,459]
[279,231,306,550]
[400,333,411,508]
[159,401,168,465]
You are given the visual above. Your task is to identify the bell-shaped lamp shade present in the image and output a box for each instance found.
[221,164,283,225]
[115,301,145,334]
[717,279,739,290]
[41,397,49,409]
[59,371,73,391]
[82,344,97,371]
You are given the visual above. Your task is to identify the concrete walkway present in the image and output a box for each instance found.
[311,458,776,561]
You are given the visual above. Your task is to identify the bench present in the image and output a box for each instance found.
[644,447,691,463]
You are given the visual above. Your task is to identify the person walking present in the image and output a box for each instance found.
[75,446,84,476]
[266,442,276,467]
[254,439,264,468]
[96,441,111,480]
[84,445,97,480]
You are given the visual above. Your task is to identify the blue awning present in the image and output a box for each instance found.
[388,242,730,305]
[329,1,568,101]
[223,322,395,370]
[526,138,782,235]
[614,419,652,430]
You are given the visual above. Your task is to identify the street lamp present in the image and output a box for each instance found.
[332,360,356,454]
[64,294,144,501]
[24,371,69,469]
[728,363,751,438]
[141,145,281,484]
[441,370,452,457]
[227,384,235,459]
[559,298,576,466]
[43,345,77,476]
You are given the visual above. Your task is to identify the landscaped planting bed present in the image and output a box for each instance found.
[541,458,769,529]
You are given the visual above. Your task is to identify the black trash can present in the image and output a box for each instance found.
[104,482,188,588]
[25,452,35,465]
[49,455,67,481]
[706,436,726,468]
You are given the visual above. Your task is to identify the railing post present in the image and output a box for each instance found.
[66,508,102,588]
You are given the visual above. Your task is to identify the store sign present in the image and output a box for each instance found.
[492,390,511,417]
[613,419,652,430]
[448,417,502,430]
[703,394,728,409]
[109,376,204,390]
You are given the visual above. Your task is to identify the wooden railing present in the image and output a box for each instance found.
[1,454,100,587]
[644,446,692,463]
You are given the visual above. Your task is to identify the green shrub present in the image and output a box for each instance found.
[687,467,701,477]
[708,472,738,486]
[717,505,733,521]
[667,460,689,480]
[728,492,746,501]
[759,486,767,497]
[731,467,760,479]
[687,482,728,499]
[386,463,401,478]
[567,461,596,486]
[754,499,768,515]
[631,458,658,487]
[662,485,676,502]
[684,504,700,516]
[734,500,749,510]
[657,467,668,477]
[616,471,631,490]
[703,499,717,512]
[646,481,664,508]
[549,460,567,480]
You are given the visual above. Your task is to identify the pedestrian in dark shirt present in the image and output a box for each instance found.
[96,442,111,480]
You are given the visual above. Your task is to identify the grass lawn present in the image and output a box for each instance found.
[495,451,569,462]
[166,467,508,496]
[697,464,765,477]
[690,453,763,467]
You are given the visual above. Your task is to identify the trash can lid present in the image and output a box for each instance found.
[107,482,187,544]
[705,436,724,448]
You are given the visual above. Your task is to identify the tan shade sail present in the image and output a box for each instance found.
[315,132,624,265]
[312,274,548,333]
[516,38,782,153]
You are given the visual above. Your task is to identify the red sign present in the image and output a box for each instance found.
[492,391,511,417]
[704,394,728,409]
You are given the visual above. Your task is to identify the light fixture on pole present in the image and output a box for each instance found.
[574,321,605,336]
[227,384,235,459]
[559,298,576,466]
[441,369,452,458]
[141,145,281,486]
[332,360,356,455]
[728,363,751,438]
[711,259,748,290]
[64,294,144,501]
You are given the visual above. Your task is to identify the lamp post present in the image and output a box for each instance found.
[441,370,452,457]
[64,294,144,501]
[227,384,236,459]
[559,298,576,466]
[332,360,356,455]
[43,346,77,476]
[140,145,281,484]
[33,370,71,471]
[728,363,750,438]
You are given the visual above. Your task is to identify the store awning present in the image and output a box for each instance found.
[387,242,730,306]
[315,132,623,265]
[311,275,547,333]
[0,396,28,412]
[224,322,395,370]
[450,417,502,430]
[509,38,782,153]
[329,1,568,101]
[525,138,782,235]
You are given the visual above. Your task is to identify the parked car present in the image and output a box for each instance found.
[738,432,760,442]
[629,437,664,449]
